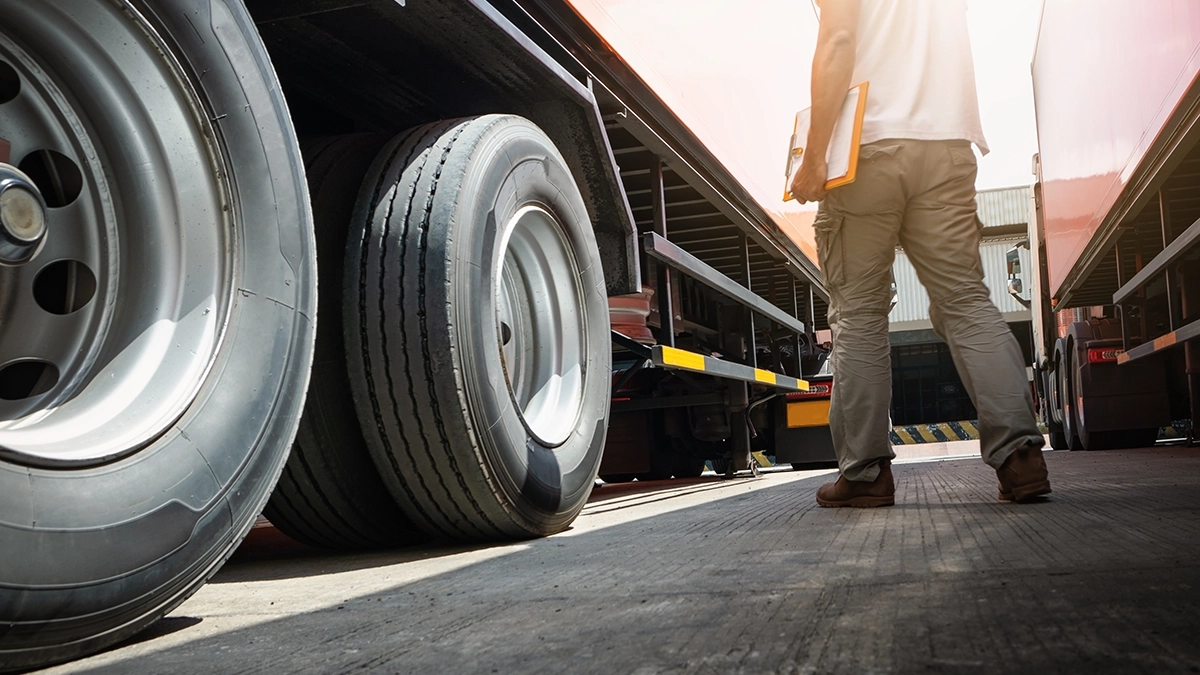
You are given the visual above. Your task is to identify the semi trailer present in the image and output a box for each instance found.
[0,0,828,669]
[1015,0,1200,450]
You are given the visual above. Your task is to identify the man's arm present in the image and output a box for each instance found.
[791,0,858,204]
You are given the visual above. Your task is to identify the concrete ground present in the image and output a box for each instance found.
[41,445,1200,674]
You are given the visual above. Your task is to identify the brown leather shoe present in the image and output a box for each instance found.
[997,443,1051,502]
[816,460,895,508]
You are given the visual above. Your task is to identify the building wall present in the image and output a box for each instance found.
[889,235,1032,331]
[885,186,1033,425]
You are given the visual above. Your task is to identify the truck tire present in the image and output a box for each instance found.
[672,456,708,479]
[344,116,611,540]
[650,437,709,480]
[263,137,427,550]
[1048,430,1069,450]
[1058,350,1084,451]
[0,1,314,670]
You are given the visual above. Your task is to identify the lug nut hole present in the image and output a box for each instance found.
[34,260,96,315]
[0,360,58,401]
[0,61,18,105]
[18,149,82,208]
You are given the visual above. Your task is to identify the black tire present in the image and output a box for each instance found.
[659,437,709,479]
[649,450,705,480]
[263,136,427,550]
[0,1,314,670]
[344,115,611,540]
[711,457,732,476]
[1059,353,1084,451]
[673,456,707,479]
[1048,430,1069,450]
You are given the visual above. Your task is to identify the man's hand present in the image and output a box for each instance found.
[791,154,829,204]
[797,0,857,205]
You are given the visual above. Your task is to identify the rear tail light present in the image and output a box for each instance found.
[786,381,833,400]
[1087,347,1124,364]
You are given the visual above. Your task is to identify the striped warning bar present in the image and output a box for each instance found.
[651,345,808,392]
[890,420,1187,444]
[889,421,980,445]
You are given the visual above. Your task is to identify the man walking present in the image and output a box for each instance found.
[790,0,1050,507]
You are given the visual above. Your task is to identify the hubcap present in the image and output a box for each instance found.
[495,204,586,447]
[0,164,47,264]
[0,2,232,466]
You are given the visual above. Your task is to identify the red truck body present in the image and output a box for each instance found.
[1029,0,1200,449]
[1033,1,1200,305]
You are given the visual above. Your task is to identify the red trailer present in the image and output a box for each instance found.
[1020,0,1200,449]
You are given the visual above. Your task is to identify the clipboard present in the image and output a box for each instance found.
[783,81,869,201]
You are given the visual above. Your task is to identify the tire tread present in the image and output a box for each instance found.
[346,116,606,542]
[264,135,425,550]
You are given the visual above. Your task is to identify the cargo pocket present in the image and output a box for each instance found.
[948,145,976,167]
[860,143,901,162]
[813,211,846,287]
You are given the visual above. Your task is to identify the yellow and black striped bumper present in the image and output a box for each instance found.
[652,345,808,392]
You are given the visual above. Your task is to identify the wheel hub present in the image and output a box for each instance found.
[0,2,232,466]
[495,204,587,448]
[0,164,47,264]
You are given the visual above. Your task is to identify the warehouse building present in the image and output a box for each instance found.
[887,185,1034,425]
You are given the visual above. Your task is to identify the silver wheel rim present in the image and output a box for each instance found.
[0,3,231,466]
[495,204,586,448]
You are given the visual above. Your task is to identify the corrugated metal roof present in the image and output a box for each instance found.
[889,237,1031,326]
[976,186,1032,229]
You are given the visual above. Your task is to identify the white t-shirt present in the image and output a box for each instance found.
[851,0,989,154]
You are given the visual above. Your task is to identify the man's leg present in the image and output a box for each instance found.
[898,142,1045,471]
[817,143,906,483]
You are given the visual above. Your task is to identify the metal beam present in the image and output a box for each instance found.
[1117,317,1200,364]
[611,330,652,359]
[742,233,757,367]
[610,392,726,413]
[652,162,675,347]
[1114,213,1200,305]
[1160,191,1180,330]
[643,232,807,337]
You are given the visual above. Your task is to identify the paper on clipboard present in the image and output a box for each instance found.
[784,81,869,201]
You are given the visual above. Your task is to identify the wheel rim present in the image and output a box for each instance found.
[494,204,586,448]
[0,3,231,466]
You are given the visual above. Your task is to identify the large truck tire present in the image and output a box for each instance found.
[1058,349,1084,451]
[344,115,611,540]
[0,1,315,670]
[263,137,427,550]
[1048,430,1070,450]
[1066,341,1159,451]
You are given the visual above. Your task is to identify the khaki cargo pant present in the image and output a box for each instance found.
[815,139,1044,482]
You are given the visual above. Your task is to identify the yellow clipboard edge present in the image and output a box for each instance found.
[782,80,869,200]
[823,80,869,191]
[782,111,807,201]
